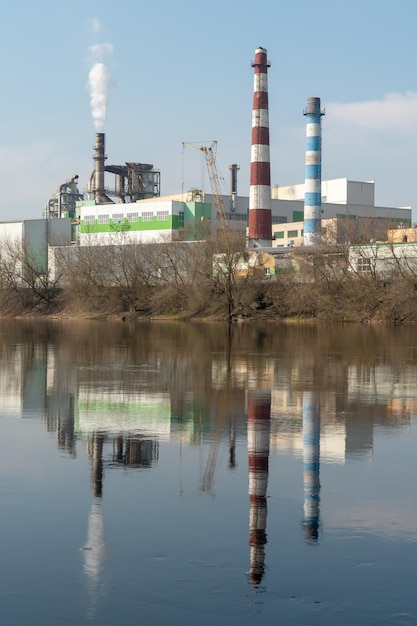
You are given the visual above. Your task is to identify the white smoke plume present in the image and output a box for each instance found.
[87,43,114,132]
[90,17,101,34]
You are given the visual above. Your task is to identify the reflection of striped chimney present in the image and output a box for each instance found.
[303,97,325,246]
[302,391,320,542]
[247,390,271,585]
[249,47,272,248]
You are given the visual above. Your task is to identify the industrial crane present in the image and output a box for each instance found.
[182,140,228,228]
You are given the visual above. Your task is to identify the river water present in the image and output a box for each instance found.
[0,319,416,625]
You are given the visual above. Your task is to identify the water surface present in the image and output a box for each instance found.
[0,320,416,625]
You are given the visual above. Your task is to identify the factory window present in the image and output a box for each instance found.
[157,211,169,221]
[179,211,184,228]
[84,215,95,225]
[274,231,284,239]
[272,215,287,224]
[227,213,247,221]
[357,257,371,274]
[141,212,154,222]
[288,230,298,238]
[98,214,109,224]
[127,212,138,222]
[111,213,124,223]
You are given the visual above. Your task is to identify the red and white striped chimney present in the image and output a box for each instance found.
[248,47,272,248]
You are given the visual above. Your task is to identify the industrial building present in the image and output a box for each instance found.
[36,46,412,252]
[0,218,72,283]
[73,178,411,247]
[271,178,411,247]
[349,240,417,277]
[76,196,212,244]
[0,174,409,284]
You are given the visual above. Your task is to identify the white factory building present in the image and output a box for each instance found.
[0,218,72,283]
[74,177,411,246]
[270,178,411,247]
[0,176,411,284]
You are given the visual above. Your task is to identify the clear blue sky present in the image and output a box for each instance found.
[2,0,417,220]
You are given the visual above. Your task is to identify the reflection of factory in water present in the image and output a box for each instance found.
[2,322,417,595]
[2,333,414,465]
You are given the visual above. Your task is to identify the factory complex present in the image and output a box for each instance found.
[64,176,409,248]
[0,46,414,284]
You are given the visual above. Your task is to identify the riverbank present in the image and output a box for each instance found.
[2,273,417,324]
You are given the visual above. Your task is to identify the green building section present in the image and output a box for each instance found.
[78,201,212,239]
[183,201,212,225]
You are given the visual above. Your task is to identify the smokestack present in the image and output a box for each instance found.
[249,47,272,248]
[93,132,106,203]
[303,97,325,246]
[92,132,113,204]
[247,390,271,586]
[229,163,240,211]
[229,164,239,195]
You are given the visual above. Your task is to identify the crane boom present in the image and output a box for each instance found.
[182,141,227,227]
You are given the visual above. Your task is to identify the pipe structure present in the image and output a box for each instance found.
[248,47,272,247]
[229,163,240,196]
[229,163,240,212]
[93,132,113,204]
[247,390,271,586]
[303,97,325,246]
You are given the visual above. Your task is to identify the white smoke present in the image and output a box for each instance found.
[87,43,114,132]
[88,43,113,58]
[90,17,101,34]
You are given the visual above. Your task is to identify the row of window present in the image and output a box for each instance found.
[225,213,247,221]
[83,212,288,226]
[84,211,170,225]
[274,229,303,239]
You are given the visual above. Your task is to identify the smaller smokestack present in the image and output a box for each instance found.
[229,163,240,211]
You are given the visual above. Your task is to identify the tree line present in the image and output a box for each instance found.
[0,229,417,322]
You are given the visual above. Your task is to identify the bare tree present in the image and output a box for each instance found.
[0,237,61,310]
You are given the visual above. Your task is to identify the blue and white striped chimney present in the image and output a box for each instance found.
[303,97,325,246]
